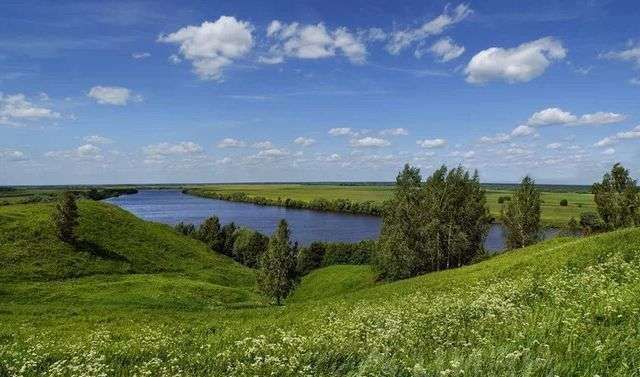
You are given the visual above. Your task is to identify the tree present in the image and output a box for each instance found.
[257,219,298,305]
[297,242,326,275]
[233,228,269,268]
[579,212,606,235]
[559,199,568,207]
[592,163,640,230]
[197,216,222,249]
[220,222,238,256]
[374,164,426,280]
[502,176,541,249]
[374,164,491,281]
[53,191,79,244]
[175,222,196,236]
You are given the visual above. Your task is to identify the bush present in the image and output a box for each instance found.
[52,191,79,244]
[297,242,326,275]
[233,228,269,268]
[323,240,374,266]
[579,212,606,235]
[175,222,196,236]
[497,196,511,204]
[559,199,568,206]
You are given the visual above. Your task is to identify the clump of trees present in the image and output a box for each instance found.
[233,228,269,268]
[373,164,492,281]
[257,219,299,304]
[501,176,542,249]
[53,191,79,244]
[592,163,640,230]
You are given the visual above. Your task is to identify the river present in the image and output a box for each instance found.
[106,190,556,252]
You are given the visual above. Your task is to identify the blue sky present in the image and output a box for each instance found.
[1,0,639,185]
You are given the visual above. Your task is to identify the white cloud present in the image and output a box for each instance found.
[217,138,246,148]
[602,148,616,155]
[77,144,101,156]
[546,142,562,149]
[479,133,512,144]
[0,149,26,161]
[294,136,316,146]
[525,107,576,126]
[465,37,566,84]
[630,77,640,86]
[417,138,447,148]
[601,42,640,67]
[379,128,409,136]
[143,141,203,156]
[263,22,366,64]
[158,16,254,80]
[524,107,625,127]
[168,54,182,64]
[451,150,475,158]
[132,52,151,59]
[84,135,113,144]
[387,4,472,55]
[252,140,274,149]
[257,148,289,157]
[424,37,465,62]
[87,86,140,105]
[594,125,640,147]
[350,137,390,148]
[0,93,61,124]
[510,125,537,137]
[328,127,355,136]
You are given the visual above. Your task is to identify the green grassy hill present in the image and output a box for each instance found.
[1,201,639,376]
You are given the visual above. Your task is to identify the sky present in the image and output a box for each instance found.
[1,0,639,185]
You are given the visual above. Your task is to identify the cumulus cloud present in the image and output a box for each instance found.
[0,93,61,126]
[594,125,640,147]
[262,21,366,64]
[252,140,274,149]
[87,86,140,105]
[217,138,246,148]
[328,127,355,136]
[143,141,203,156]
[465,37,566,84]
[77,144,101,156]
[46,144,102,160]
[294,137,316,146]
[450,150,475,158]
[0,149,26,161]
[387,4,472,55]
[546,142,562,149]
[84,135,113,144]
[601,42,640,67]
[350,137,390,148]
[158,16,254,80]
[379,128,409,136]
[257,148,289,158]
[479,133,513,144]
[525,107,625,127]
[417,138,447,148]
[422,37,465,62]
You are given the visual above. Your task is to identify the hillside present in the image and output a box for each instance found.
[1,202,639,375]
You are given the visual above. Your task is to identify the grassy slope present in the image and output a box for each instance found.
[190,184,595,226]
[1,201,639,375]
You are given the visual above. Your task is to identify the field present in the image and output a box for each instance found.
[188,184,596,227]
[1,200,639,376]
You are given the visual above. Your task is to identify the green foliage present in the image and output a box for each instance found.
[502,176,542,249]
[592,163,640,230]
[321,240,374,266]
[497,195,511,204]
[52,191,79,244]
[232,228,269,268]
[559,199,568,206]
[174,222,196,236]
[257,220,298,305]
[296,241,326,275]
[375,164,492,281]
[580,212,606,235]
[196,216,222,249]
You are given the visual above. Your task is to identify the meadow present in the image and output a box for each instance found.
[188,184,596,227]
[1,199,639,376]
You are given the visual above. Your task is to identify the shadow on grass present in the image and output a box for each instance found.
[75,239,129,262]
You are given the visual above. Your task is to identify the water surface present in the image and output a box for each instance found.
[107,190,555,251]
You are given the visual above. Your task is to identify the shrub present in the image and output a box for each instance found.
[297,242,326,275]
[52,191,79,244]
[175,222,196,236]
[323,240,374,266]
[579,212,606,235]
[560,199,568,206]
[497,196,511,204]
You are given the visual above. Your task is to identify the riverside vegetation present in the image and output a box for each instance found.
[0,163,639,375]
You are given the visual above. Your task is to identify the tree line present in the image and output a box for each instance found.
[51,162,639,303]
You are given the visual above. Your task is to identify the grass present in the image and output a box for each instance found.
[189,184,596,226]
[1,200,639,375]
